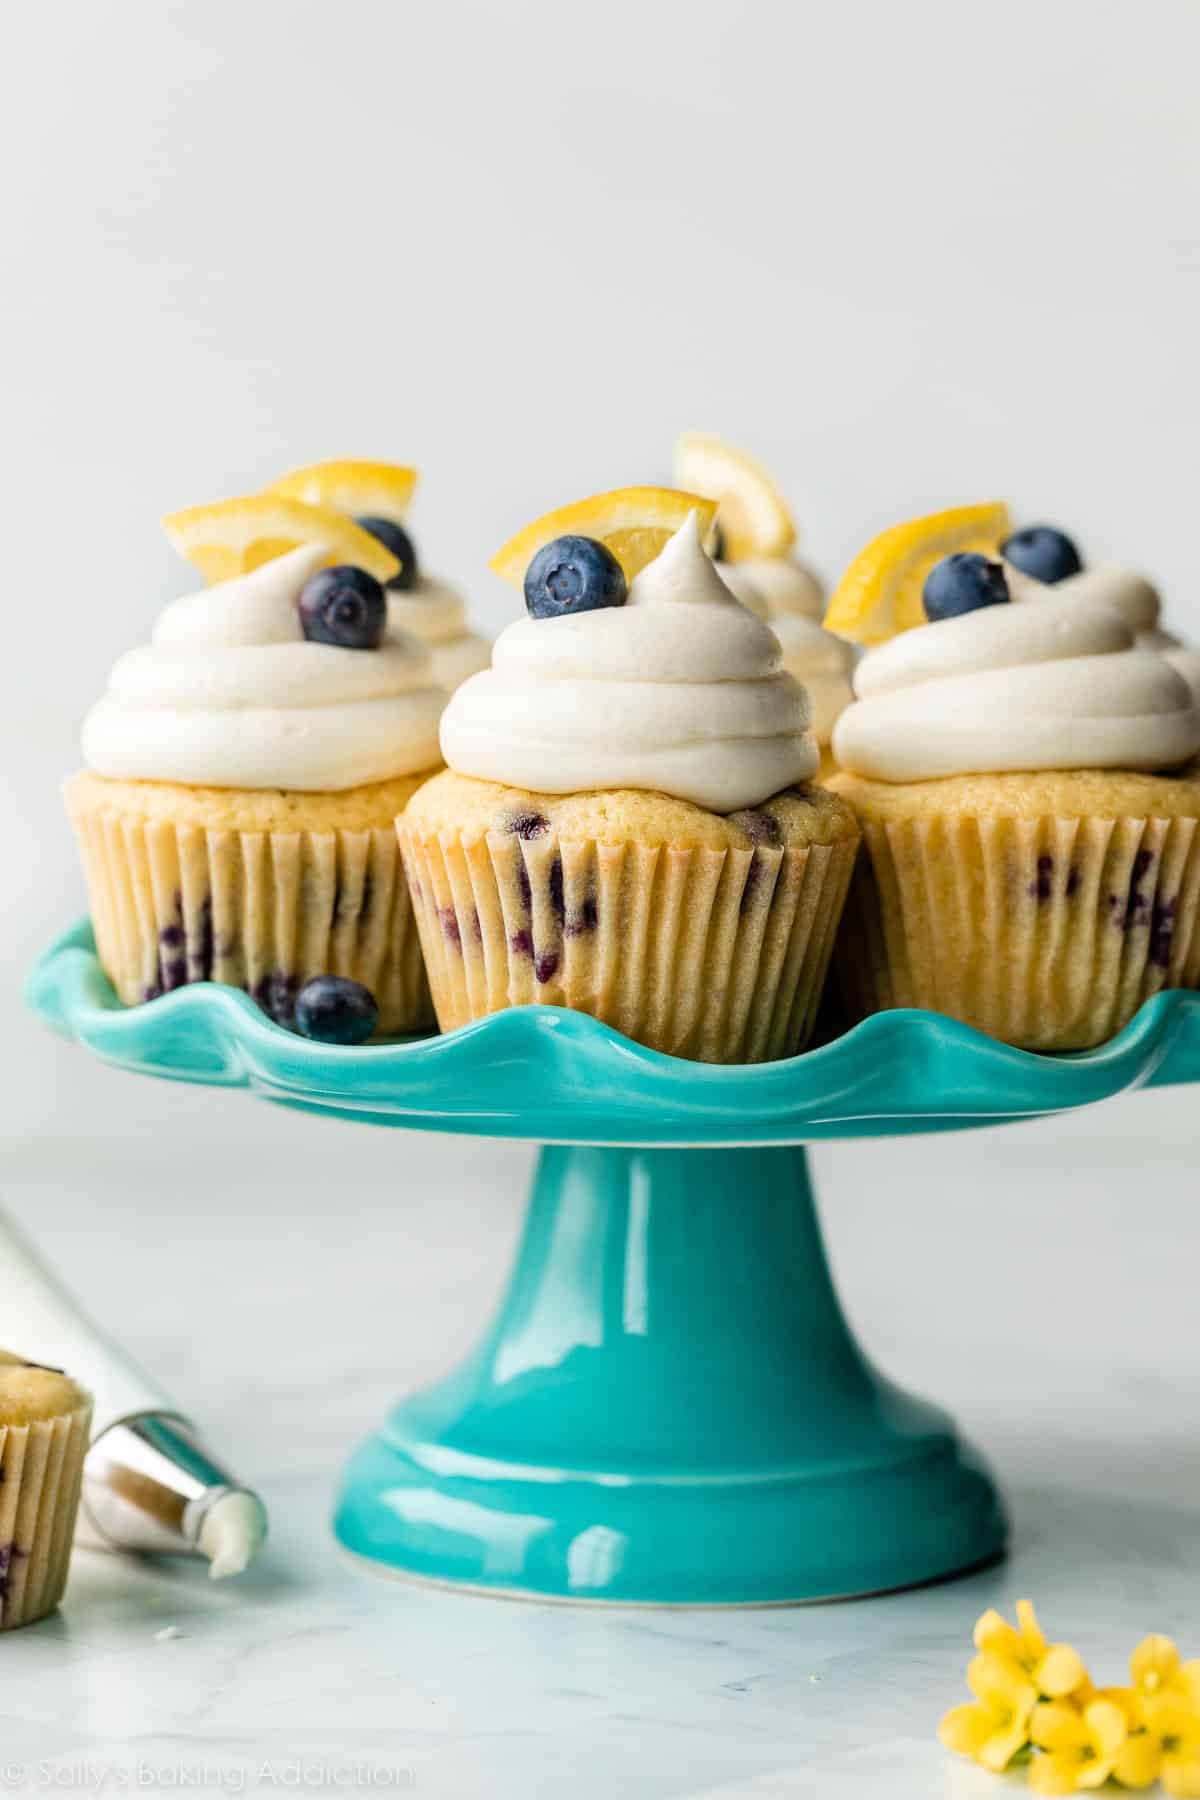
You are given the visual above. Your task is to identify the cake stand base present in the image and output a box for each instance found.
[335,1145,1006,1605]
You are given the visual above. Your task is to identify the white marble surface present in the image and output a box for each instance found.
[3,1029,1199,1798]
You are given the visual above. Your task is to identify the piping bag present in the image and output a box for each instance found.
[0,1210,267,1578]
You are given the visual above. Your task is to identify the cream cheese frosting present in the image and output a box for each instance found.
[387,575,490,692]
[1008,560,1173,645]
[833,589,1200,782]
[83,544,445,791]
[440,512,817,811]
[716,560,851,746]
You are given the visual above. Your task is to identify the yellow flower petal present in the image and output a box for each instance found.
[1018,1599,1049,1657]
[1033,1703,1090,1754]
[975,1608,1026,1661]
[1117,1733,1165,1790]
[968,1650,1034,1710]
[978,1724,1030,1773]
[1164,1753,1200,1799]
[1133,1634,1182,1695]
[1179,1661,1200,1707]
[1096,1684,1142,1727]
[939,1702,992,1759]
[1030,1749,1086,1795]
[1075,1759,1118,1791]
[1039,1644,1088,1699]
[1085,1698,1128,1759]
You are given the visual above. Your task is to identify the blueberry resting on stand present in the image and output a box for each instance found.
[298,566,386,649]
[1001,524,1082,585]
[524,535,628,620]
[294,975,379,1045]
[356,515,419,592]
[923,553,1010,622]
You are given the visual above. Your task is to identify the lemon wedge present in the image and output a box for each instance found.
[673,433,796,562]
[824,502,1012,645]
[161,495,402,586]
[264,459,418,521]
[490,487,719,589]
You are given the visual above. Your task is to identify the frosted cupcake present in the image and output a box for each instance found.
[266,460,490,691]
[673,434,853,770]
[68,496,445,1031]
[1001,520,1200,705]
[828,539,1200,1050]
[398,490,859,1062]
[0,1352,91,1631]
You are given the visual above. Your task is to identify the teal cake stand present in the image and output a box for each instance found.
[27,921,1200,1605]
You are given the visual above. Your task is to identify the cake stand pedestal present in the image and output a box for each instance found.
[28,921,1200,1605]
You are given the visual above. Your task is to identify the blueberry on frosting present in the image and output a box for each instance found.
[524,535,627,620]
[923,553,1009,622]
[298,565,386,649]
[294,975,379,1044]
[357,515,419,592]
[1002,525,1082,585]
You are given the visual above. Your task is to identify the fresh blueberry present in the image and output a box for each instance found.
[356,515,418,591]
[524,535,627,619]
[298,566,386,649]
[1001,525,1082,585]
[923,553,1010,622]
[294,975,379,1045]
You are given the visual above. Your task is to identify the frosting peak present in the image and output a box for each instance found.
[83,544,446,792]
[834,590,1200,782]
[440,514,817,812]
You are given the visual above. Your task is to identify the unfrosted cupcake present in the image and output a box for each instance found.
[828,541,1200,1050]
[399,493,859,1062]
[267,459,491,691]
[0,1352,91,1631]
[68,497,445,1031]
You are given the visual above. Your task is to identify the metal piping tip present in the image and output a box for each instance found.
[81,1413,267,1578]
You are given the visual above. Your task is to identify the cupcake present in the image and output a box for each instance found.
[266,459,491,691]
[826,514,1200,1050]
[673,433,853,769]
[67,495,445,1031]
[0,1353,91,1631]
[1000,520,1200,705]
[399,489,859,1062]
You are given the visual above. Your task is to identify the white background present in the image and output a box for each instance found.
[2,3,1199,1793]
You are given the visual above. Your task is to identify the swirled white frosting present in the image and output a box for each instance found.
[716,560,850,746]
[83,544,446,791]
[440,512,817,811]
[1009,560,1172,645]
[833,589,1200,782]
[387,574,490,692]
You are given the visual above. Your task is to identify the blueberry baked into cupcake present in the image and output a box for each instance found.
[825,506,1200,1050]
[266,460,490,692]
[0,1352,91,1631]
[674,434,854,770]
[398,488,860,1062]
[67,494,445,1031]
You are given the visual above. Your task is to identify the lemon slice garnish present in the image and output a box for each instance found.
[673,432,796,562]
[161,495,402,586]
[264,459,418,522]
[490,487,719,589]
[824,502,1012,645]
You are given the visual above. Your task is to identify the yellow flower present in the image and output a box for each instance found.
[974,1600,1087,1699]
[1029,1698,1127,1793]
[1116,1693,1200,1796]
[939,1650,1037,1771]
[1130,1635,1200,1708]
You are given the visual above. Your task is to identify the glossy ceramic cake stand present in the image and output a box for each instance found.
[28,921,1200,1606]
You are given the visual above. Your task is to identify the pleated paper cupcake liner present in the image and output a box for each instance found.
[67,787,433,1035]
[397,821,858,1062]
[0,1401,91,1631]
[834,810,1200,1049]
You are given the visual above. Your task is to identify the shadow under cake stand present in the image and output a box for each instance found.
[28,920,1200,1606]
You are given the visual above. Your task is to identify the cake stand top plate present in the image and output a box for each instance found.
[27,920,1200,1146]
